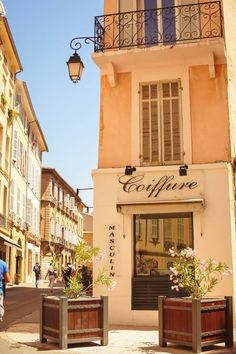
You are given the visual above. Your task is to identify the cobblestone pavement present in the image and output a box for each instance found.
[0,283,236,354]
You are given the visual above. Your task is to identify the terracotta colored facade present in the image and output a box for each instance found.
[41,168,84,278]
[91,0,236,326]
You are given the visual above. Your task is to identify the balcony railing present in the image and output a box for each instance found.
[94,1,223,52]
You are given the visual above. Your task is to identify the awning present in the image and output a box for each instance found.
[116,198,205,214]
[0,233,22,250]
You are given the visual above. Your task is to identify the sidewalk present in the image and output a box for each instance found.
[0,283,236,353]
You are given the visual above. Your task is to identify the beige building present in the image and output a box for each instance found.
[91,0,236,326]
[41,168,84,277]
[8,80,48,284]
[83,212,93,247]
[0,6,23,272]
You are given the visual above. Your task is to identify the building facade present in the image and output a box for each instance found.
[40,168,84,278]
[92,0,236,325]
[0,6,23,275]
[8,80,48,283]
[0,5,48,284]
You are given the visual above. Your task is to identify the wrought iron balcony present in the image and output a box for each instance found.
[93,1,223,52]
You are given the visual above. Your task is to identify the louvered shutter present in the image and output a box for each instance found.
[22,194,26,221]
[141,83,160,164]
[27,199,31,224]
[141,85,150,162]
[13,130,18,162]
[17,187,21,216]
[161,81,182,163]
[10,181,14,212]
[50,219,54,236]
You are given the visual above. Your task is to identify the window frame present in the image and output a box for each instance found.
[132,212,193,310]
[140,79,183,166]
[133,212,193,277]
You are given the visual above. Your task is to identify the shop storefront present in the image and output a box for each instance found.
[93,162,236,326]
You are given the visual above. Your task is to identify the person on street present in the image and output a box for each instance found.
[45,263,56,293]
[63,262,74,288]
[0,258,10,321]
[33,262,41,288]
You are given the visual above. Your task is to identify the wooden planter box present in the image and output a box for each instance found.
[158,296,233,353]
[40,295,108,349]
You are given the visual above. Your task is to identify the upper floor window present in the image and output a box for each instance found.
[140,80,183,165]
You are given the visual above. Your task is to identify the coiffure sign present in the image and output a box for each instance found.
[118,174,199,199]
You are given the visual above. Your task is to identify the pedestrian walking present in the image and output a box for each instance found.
[45,263,56,293]
[0,258,10,321]
[63,262,74,288]
[33,262,41,288]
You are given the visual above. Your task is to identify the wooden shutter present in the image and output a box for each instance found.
[50,219,54,236]
[27,199,31,224]
[10,181,14,212]
[141,83,160,164]
[13,130,18,162]
[17,187,21,216]
[22,194,26,221]
[161,80,182,163]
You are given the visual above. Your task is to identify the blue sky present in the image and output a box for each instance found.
[3,1,104,208]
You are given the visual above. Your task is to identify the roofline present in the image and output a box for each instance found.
[1,16,23,72]
[21,81,49,152]
[42,167,87,206]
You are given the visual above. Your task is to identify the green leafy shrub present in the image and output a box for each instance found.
[169,247,232,299]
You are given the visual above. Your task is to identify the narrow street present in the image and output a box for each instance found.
[0,283,64,331]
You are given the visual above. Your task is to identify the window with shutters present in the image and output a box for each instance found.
[27,199,31,225]
[12,130,18,162]
[140,80,183,165]
[17,187,21,217]
[9,181,14,212]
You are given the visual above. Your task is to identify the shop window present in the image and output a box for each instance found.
[140,80,183,165]
[133,212,193,310]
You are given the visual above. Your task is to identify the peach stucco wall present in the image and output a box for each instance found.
[98,73,131,168]
[190,64,231,164]
[104,0,117,15]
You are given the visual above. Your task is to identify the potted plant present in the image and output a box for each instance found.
[159,247,233,353]
[0,93,7,113]
[40,241,115,349]
[7,108,19,125]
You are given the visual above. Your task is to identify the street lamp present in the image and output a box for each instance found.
[67,52,84,83]
[67,36,99,84]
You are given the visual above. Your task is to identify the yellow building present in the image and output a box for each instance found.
[8,80,48,283]
[41,168,84,278]
[91,0,236,325]
[0,6,23,271]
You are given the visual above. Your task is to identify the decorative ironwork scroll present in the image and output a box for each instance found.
[93,1,223,52]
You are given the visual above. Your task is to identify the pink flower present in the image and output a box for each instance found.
[171,285,179,291]
[170,267,178,276]
[94,249,107,261]
[185,248,196,259]
[108,280,117,291]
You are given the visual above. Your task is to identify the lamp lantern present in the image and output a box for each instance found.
[67,52,84,83]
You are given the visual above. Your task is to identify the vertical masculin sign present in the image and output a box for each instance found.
[106,225,119,278]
